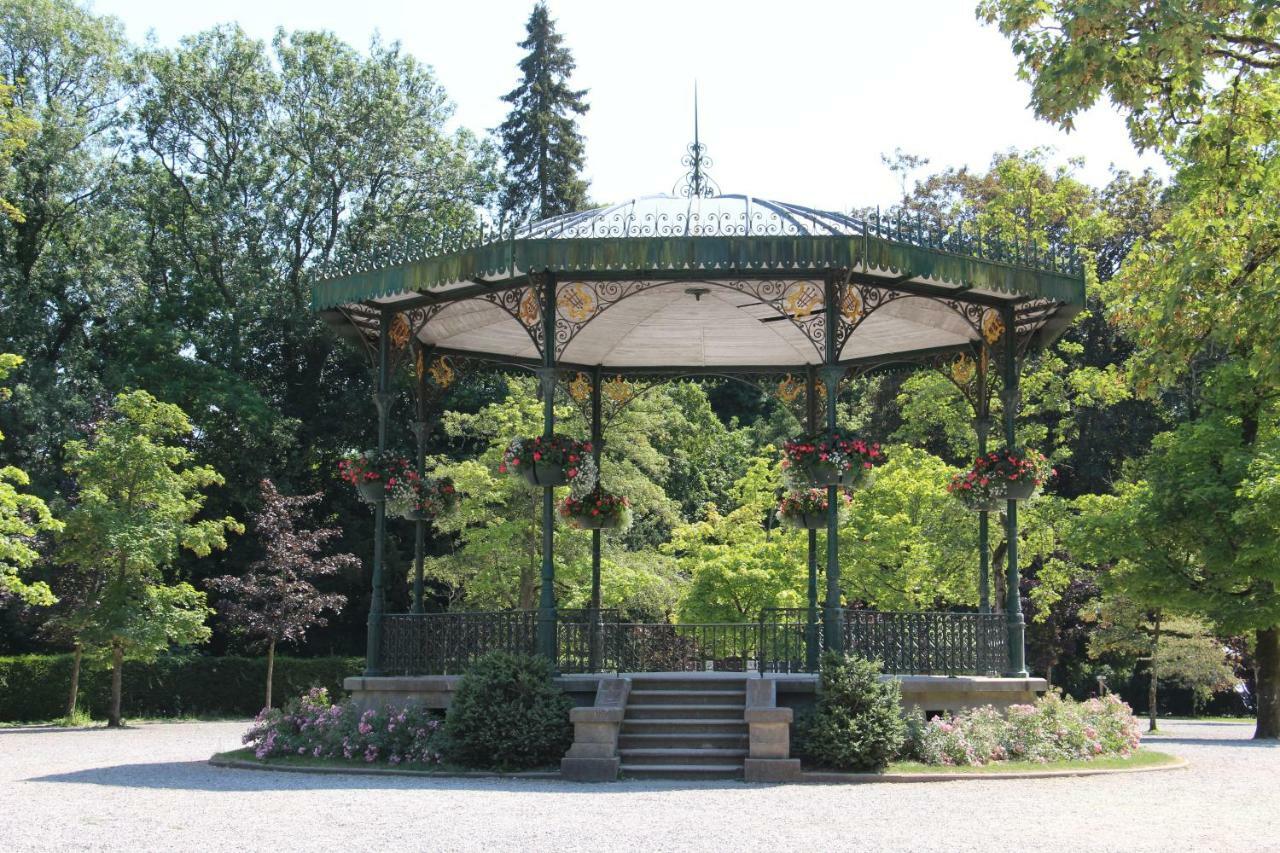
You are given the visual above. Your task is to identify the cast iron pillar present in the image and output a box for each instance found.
[410,342,433,615]
[821,274,845,654]
[1001,306,1028,676]
[974,345,991,614]
[804,365,820,671]
[588,364,603,672]
[536,272,559,662]
[364,308,392,676]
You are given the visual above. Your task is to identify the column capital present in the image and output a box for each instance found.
[818,364,845,388]
[372,391,392,418]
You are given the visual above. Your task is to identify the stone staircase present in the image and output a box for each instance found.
[617,675,749,780]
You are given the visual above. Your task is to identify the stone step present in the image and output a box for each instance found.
[627,689,746,706]
[626,677,749,692]
[618,747,748,766]
[620,717,747,732]
[620,763,744,780]
[618,732,748,750]
[624,703,746,720]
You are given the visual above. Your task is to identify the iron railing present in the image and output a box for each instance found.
[379,608,1006,676]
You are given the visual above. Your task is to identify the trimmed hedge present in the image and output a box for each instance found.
[0,654,363,722]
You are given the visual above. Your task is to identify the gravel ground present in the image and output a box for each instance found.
[1,718,1276,852]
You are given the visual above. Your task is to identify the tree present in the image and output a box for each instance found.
[1083,596,1237,731]
[982,0,1280,739]
[58,391,240,726]
[497,2,589,222]
[0,353,61,605]
[208,479,352,709]
[0,81,37,222]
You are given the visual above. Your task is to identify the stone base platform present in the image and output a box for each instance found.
[344,672,1048,716]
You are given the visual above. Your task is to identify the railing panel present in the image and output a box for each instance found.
[380,608,1007,676]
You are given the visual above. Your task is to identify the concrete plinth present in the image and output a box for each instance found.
[744,758,803,783]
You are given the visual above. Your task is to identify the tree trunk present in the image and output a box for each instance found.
[265,639,276,711]
[108,642,124,728]
[1148,612,1161,733]
[1255,626,1280,740]
[65,644,82,719]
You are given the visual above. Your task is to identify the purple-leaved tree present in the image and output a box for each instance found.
[209,479,355,709]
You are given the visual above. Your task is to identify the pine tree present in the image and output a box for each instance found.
[498,3,589,222]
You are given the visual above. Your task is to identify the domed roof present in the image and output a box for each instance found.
[517,194,867,239]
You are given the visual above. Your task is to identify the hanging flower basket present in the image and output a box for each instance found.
[338,450,411,504]
[777,488,851,530]
[782,432,883,489]
[499,435,598,492]
[948,447,1052,510]
[561,489,632,531]
[387,472,458,521]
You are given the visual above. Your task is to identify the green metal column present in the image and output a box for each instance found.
[821,275,845,654]
[410,342,433,615]
[536,272,559,662]
[364,308,392,676]
[1001,306,1028,676]
[975,346,991,614]
[805,365,820,671]
[588,364,603,672]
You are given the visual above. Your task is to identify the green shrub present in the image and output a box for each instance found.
[796,651,906,772]
[442,651,572,771]
[0,654,362,722]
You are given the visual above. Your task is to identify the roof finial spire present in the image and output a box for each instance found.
[676,82,719,198]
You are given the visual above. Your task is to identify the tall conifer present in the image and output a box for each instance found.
[497,3,589,222]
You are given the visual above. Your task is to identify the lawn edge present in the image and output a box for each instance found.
[801,751,1187,784]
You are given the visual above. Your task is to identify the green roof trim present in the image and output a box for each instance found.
[310,235,1085,311]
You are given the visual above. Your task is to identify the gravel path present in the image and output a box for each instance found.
[1,719,1276,852]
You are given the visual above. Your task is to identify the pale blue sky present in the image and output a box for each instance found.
[93,0,1165,208]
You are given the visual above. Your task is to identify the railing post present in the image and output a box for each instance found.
[1001,305,1029,677]
[536,271,559,665]
[365,308,392,677]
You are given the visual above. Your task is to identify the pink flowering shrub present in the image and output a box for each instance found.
[242,687,444,767]
[914,693,1141,766]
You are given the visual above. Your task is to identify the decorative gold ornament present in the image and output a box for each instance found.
[602,375,635,404]
[840,287,863,322]
[776,374,804,404]
[783,283,823,318]
[518,286,541,327]
[388,313,411,349]
[415,349,425,381]
[557,282,597,323]
[951,353,976,384]
[567,372,592,403]
[428,355,455,389]
[981,309,1005,345]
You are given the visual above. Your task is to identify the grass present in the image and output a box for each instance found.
[885,748,1179,775]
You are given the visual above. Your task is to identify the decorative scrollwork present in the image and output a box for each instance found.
[479,282,545,354]
[981,309,1005,345]
[834,282,912,357]
[567,371,592,403]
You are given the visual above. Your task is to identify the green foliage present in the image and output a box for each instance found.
[441,651,572,771]
[57,391,239,673]
[0,653,362,721]
[0,354,62,604]
[796,652,906,772]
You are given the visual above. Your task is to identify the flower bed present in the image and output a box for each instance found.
[338,450,411,503]
[499,434,598,490]
[782,432,882,487]
[243,687,444,767]
[947,447,1053,509]
[560,489,631,530]
[910,693,1141,767]
[387,472,458,521]
[777,487,852,529]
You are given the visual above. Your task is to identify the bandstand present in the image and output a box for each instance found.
[314,167,1084,779]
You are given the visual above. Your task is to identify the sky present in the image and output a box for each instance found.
[92,0,1166,210]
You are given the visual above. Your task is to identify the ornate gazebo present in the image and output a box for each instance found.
[314,186,1084,688]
